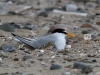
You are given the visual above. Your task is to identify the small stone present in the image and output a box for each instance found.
[50,64,62,70]
[79,53,87,57]
[80,23,93,28]
[2,45,16,52]
[73,26,79,30]
[9,22,21,29]
[37,11,48,17]
[0,23,15,32]
[62,72,71,75]
[96,22,100,25]
[23,25,36,30]
[39,50,44,53]
[82,66,92,74]
[0,58,2,62]
[81,30,89,34]
[23,55,32,61]
[84,34,92,40]
[66,45,71,49]
[92,59,97,62]
[51,56,55,58]
[13,58,19,61]
[98,34,100,36]
[38,53,44,57]
[66,4,78,12]
[73,62,89,69]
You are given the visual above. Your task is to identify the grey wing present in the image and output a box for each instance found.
[11,33,36,48]
[11,33,55,49]
[31,35,55,48]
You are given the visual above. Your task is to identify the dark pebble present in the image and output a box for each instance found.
[9,22,21,29]
[73,62,89,69]
[38,53,44,57]
[82,66,92,74]
[81,30,89,34]
[2,45,16,52]
[37,11,48,17]
[98,34,100,36]
[13,58,19,61]
[24,51,31,54]
[50,64,62,70]
[0,23,15,32]
[92,59,97,62]
[73,40,78,43]
[23,25,36,30]
[23,55,32,61]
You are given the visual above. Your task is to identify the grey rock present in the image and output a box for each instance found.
[82,66,92,74]
[73,61,89,69]
[37,11,48,17]
[0,23,15,32]
[81,30,89,34]
[22,24,36,30]
[66,4,78,12]
[2,45,16,52]
[50,64,62,70]
[9,22,21,29]
[92,59,97,62]
[23,55,32,61]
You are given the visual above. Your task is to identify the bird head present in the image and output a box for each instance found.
[52,28,75,37]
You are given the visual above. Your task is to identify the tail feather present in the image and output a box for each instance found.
[11,33,35,48]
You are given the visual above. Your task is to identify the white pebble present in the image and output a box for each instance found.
[84,34,92,40]
[39,49,44,53]
[62,72,71,75]
[66,45,71,49]
[0,58,2,61]
[51,56,55,59]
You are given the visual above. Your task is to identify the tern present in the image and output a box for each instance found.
[11,28,75,50]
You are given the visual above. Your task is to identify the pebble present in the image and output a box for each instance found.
[22,55,32,61]
[0,23,15,32]
[51,56,55,59]
[84,34,92,40]
[50,64,62,70]
[80,23,93,28]
[13,58,19,61]
[62,72,71,75]
[81,30,89,34]
[39,49,44,53]
[9,22,21,29]
[96,22,100,25]
[23,25,36,30]
[0,58,2,62]
[37,11,48,17]
[73,26,79,30]
[38,53,44,57]
[2,45,16,52]
[73,61,89,69]
[66,45,71,49]
[92,59,97,62]
[82,65,92,74]
[66,3,78,12]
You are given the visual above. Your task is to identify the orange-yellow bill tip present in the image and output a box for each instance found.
[66,33,75,37]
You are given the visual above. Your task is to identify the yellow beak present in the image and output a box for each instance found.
[66,33,75,37]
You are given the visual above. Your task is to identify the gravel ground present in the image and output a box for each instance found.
[0,0,100,75]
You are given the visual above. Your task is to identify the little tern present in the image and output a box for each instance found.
[11,28,75,50]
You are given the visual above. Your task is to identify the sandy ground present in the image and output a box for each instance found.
[0,0,100,75]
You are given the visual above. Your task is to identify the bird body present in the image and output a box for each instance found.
[12,28,75,50]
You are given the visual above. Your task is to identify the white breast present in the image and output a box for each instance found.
[53,33,66,50]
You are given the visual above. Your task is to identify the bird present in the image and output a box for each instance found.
[11,28,75,50]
